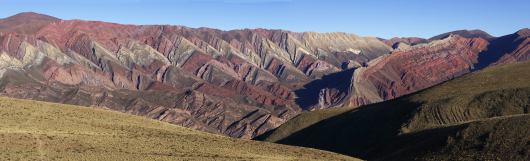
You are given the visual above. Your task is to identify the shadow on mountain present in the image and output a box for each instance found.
[278,87,530,160]
[294,69,355,110]
[474,32,521,70]
[265,60,530,160]
[278,97,421,158]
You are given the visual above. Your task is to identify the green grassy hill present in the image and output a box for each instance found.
[256,60,530,161]
[0,97,359,161]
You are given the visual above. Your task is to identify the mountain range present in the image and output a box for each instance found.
[0,12,528,140]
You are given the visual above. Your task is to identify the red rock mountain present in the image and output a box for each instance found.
[347,35,489,107]
[477,28,530,67]
[300,30,529,110]
[0,12,59,34]
[0,13,527,138]
[0,13,390,138]
[429,29,494,41]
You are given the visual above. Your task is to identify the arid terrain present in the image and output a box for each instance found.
[0,13,528,139]
[0,96,358,161]
[0,10,528,161]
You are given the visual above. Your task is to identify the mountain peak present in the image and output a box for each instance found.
[429,29,494,41]
[4,12,60,21]
[0,12,60,34]
[515,28,530,37]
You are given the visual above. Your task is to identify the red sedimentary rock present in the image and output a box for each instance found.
[0,13,527,139]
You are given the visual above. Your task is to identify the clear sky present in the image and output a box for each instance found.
[0,0,528,38]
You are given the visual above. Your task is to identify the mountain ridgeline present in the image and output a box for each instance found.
[0,12,391,138]
[0,12,528,139]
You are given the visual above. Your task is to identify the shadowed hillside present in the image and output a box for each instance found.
[257,60,530,161]
[367,114,530,161]
[294,68,355,110]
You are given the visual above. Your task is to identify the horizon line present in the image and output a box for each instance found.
[1,11,526,39]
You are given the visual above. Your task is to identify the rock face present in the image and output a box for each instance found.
[476,28,530,68]
[0,13,528,138]
[305,29,529,110]
[0,13,391,138]
[347,35,489,107]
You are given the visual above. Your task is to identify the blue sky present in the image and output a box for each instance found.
[0,0,528,38]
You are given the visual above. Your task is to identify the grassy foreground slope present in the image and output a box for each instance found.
[0,97,358,161]
[257,60,530,160]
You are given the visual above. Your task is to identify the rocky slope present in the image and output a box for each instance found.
[0,12,528,138]
[0,13,391,138]
[257,60,530,161]
[299,34,490,110]
[346,35,489,107]
[476,28,530,68]
[298,29,529,110]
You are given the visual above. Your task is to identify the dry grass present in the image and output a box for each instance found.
[0,97,358,161]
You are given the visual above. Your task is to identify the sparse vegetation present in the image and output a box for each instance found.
[257,60,530,160]
[370,114,530,161]
[0,97,358,161]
